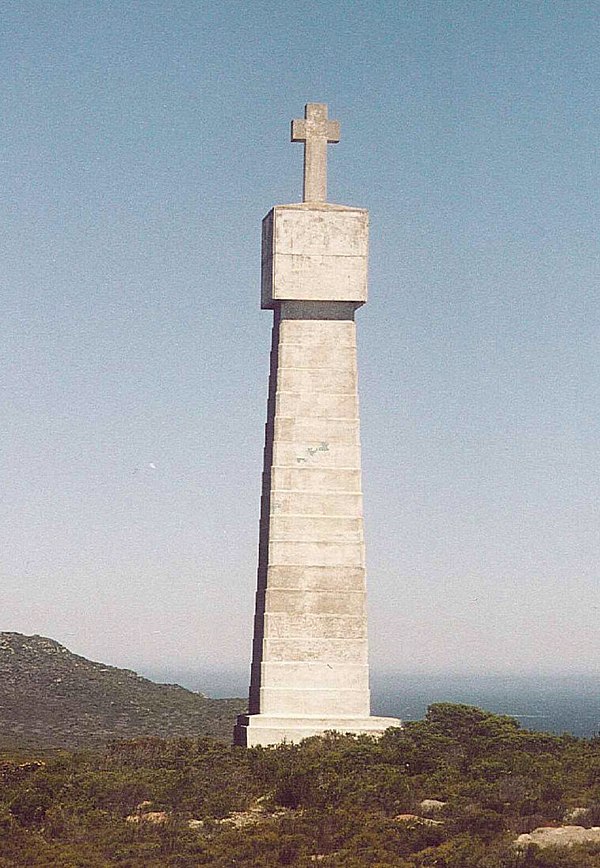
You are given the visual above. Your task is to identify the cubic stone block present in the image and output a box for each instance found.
[270,467,362,493]
[278,319,356,345]
[278,343,358,369]
[265,565,366,591]
[258,687,371,717]
[263,613,368,639]
[264,637,368,663]
[268,515,364,542]
[261,204,368,309]
[261,661,369,690]
[278,367,357,394]
[275,391,359,419]
[271,441,361,469]
[264,589,366,616]
[269,491,363,517]
[267,540,365,568]
[273,417,360,444]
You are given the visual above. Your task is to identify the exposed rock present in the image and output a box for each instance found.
[218,801,290,828]
[219,809,270,828]
[563,807,589,823]
[420,799,447,814]
[515,825,600,849]
[0,760,45,784]
[394,813,443,826]
[127,811,169,825]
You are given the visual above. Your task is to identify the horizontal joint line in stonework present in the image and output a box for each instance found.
[263,666,368,671]
[266,583,364,588]
[270,491,362,496]
[269,491,362,497]
[269,546,363,551]
[274,418,359,423]
[276,251,365,257]
[272,463,360,468]
[265,636,365,640]
[267,564,366,568]
[278,366,357,372]
[260,688,366,693]
[279,345,357,351]
[274,416,359,422]
[269,514,363,519]
[274,440,359,446]
[274,435,360,440]
[279,341,356,345]
[272,469,362,474]
[270,537,363,542]
[267,610,365,615]
[266,611,363,616]
[276,391,357,396]
[266,588,365,593]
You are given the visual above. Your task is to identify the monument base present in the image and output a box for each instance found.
[233,713,402,747]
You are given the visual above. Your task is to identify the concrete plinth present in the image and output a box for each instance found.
[234,714,401,747]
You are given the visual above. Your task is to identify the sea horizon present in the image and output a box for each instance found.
[139,666,600,738]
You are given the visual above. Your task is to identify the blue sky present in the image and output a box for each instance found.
[1,1,598,680]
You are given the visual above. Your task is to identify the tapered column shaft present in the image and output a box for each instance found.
[249,302,370,718]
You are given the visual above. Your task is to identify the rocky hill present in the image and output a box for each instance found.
[0,633,246,750]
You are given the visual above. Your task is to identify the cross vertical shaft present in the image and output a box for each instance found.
[291,103,340,202]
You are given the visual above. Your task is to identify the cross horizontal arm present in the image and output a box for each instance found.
[291,118,340,144]
[291,119,307,141]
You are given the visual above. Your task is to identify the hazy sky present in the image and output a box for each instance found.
[1,1,598,680]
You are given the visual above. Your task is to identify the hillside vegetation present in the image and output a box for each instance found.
[0,633,245,749]
[1,704,599,866]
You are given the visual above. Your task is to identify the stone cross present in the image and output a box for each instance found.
[291,103,340,203]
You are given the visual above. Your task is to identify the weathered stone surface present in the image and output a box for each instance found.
[256,686,371,717]
[264,637,368,663]
[261,205,368,309]
[264,589,367,616]
[563,807,590,823]
[394,814,444,827]
[420,799,447,814]
[126,811,169,826]
[234,104,400,746]
[291,103,339,203]
[263,613,367,639]
[265,565,365,590]
[515,825,600,849]
[271,466,361,492]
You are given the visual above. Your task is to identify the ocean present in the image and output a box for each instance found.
[371,672,600,738]
[141,667,600,738]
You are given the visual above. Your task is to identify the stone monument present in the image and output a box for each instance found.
[234,103,400,747]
